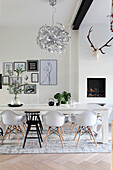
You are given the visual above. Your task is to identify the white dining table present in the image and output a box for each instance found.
[0,103,110,144]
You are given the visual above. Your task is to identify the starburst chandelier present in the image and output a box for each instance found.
[36,0,70,53]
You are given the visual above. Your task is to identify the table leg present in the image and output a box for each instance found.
[102,110,108,143]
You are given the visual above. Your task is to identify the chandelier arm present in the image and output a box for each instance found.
[51,6,56,27]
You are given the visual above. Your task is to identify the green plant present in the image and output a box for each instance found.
[61,91,71,104]
[3,68,27,104]
[54,93,62,103]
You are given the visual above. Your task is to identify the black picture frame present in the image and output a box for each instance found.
[24,84,36,94]
[31,73,39,83]
[27,60,38,72]
[2,76,9,85]
[14,62,26,71]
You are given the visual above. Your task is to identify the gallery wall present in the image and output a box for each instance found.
[0,26,70,104]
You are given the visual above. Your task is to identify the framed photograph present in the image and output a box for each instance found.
[9,77,22,94]
[27,60,38,71]
[14,62,26,71]
[2,76,9,85]
[40,60,57,85]
[24,84,36,94]
[4,62,13,76]
[31,73,39,83]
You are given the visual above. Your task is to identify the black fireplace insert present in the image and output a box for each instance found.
[87,78,106,97]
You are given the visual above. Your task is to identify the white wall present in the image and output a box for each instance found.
[78,23,113,107]
[0,26,70,104]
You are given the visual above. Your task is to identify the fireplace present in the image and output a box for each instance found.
[87,78,106,97]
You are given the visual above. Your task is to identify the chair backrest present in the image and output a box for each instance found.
[1,110,19,125]
[42,111,65,127]
[75,110,97,127]
[25,111,40,123]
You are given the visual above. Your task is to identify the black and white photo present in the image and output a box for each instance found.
[40,60,57,85]
[24,84,36,94]
[14,62,26,71]
[4,62,13,76]
[27,60,38,71]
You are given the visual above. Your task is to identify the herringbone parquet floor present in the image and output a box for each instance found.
[0,153,111,170]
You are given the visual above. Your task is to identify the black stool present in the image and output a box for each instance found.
[0,127,3,136]
[23,111,43,148]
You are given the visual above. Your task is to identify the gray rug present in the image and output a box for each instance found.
[0,127,111,154]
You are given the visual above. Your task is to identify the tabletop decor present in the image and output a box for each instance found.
[3,67,27,106]
[54,91,71,105]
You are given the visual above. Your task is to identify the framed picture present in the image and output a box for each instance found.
[27,60,38,71]
[31,73,39,83]
[2,76,9,85]
[24,84,36,94]
[9,77,22,94]
[4,62,13,76]
[40,60,57,85]
[14,62,26,71]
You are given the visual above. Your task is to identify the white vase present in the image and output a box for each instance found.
[11,97,21,105]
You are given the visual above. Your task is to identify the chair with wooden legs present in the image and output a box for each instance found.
[1,110,25,146]
[69,114,77,134]
[42,111,65,148]
[73,110,97,147]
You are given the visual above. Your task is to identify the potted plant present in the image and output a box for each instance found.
[3,68,27,105]
[54,93,62,106]
[61,91,71,104]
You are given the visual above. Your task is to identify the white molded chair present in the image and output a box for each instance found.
[42,111,65,147]
[73,110,97,147]
[1,110,25,145]
[69,114,77,134]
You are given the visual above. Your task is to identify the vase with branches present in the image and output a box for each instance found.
[3,68,28,105]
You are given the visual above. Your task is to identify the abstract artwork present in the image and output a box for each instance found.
[40,60,57,85]
[27,60,38,71]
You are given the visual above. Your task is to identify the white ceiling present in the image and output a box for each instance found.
[0,0,82,27]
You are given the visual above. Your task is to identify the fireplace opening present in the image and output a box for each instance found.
[87,78,106,97]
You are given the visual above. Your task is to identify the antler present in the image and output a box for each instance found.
[99,37,113,54]
[87,27,96,51]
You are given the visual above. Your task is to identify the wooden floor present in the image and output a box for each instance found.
[0,153,111,170]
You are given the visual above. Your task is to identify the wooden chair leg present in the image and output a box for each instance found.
[60,127,64,136]
[89,128,97,146]
[59,128,64,141]
[88,127,92,140]
[15,127,20,146]
[74,126,80,140]
[18,125,25,138]
[76,129,82,147]
[23,123,26,133]
[1,127,9,144]
[8,126,13,139]
[69,123,73,130]
[43,127,50,147]
[58,127,64,148]
[71,123,76,134]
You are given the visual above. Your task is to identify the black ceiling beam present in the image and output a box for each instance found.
[73,0,94,30]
